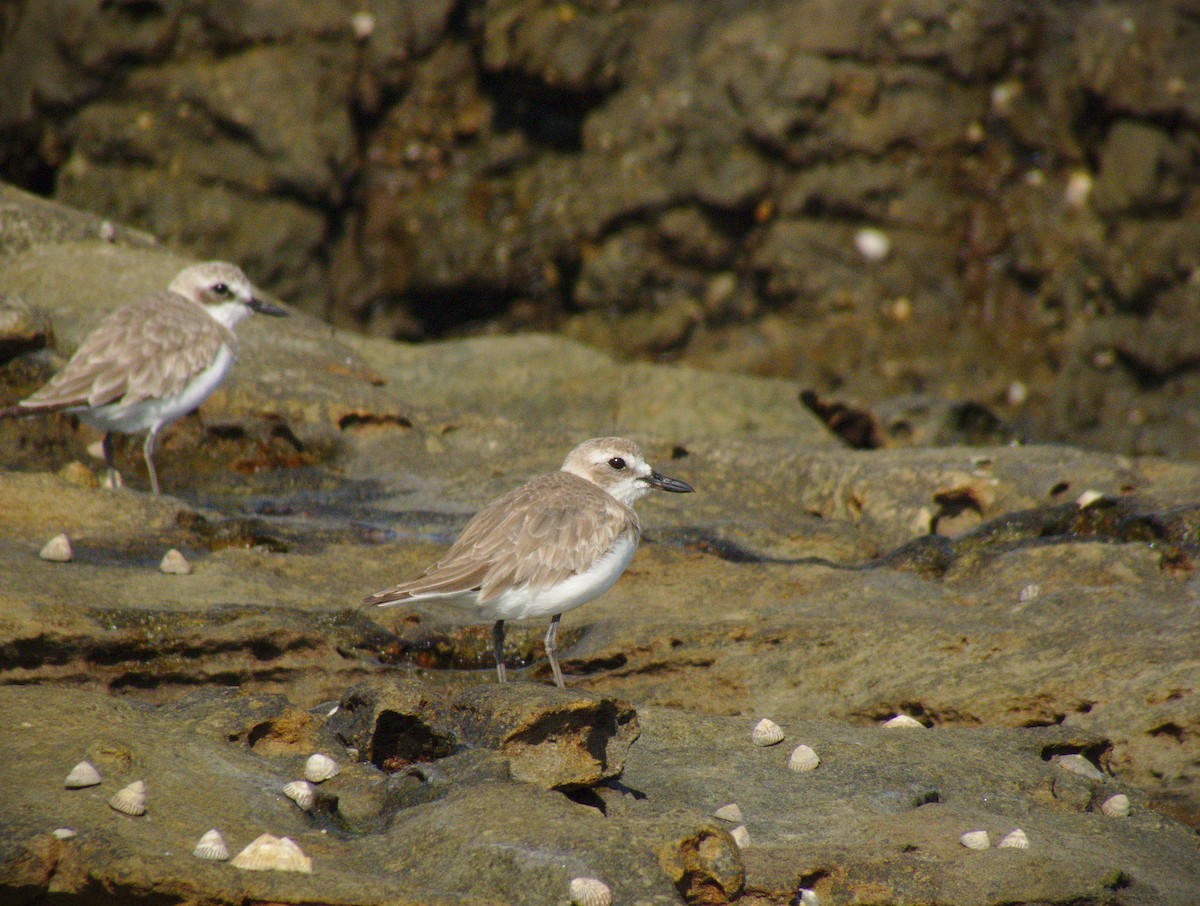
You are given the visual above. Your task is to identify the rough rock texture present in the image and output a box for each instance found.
[3,2,1200,458]
[1,200,1199,903]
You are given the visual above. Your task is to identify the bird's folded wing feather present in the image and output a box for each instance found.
[365,473,640,606]
[20,292,234,410]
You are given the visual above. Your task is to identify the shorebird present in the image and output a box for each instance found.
[0,261,287,494]
[365,437,694,687]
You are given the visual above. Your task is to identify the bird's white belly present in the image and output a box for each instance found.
[79,345,235,434]
[481,532,639,622]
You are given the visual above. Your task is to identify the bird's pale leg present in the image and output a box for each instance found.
[492,619,507,683]
[545,613,564,688]
[143,425,161,496]
[100,432,123,490]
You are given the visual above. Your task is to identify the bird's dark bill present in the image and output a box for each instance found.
[647,471,694,493]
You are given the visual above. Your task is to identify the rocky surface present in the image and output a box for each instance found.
[3,1,1200,459]
[1,196,1199,904]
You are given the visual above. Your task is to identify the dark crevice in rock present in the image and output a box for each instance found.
[480,70,605,154]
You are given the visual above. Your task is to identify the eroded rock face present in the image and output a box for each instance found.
[451,684,640,789]
[4,3,1200,456]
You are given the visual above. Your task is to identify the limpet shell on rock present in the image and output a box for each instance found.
[1101,794,1130,818]
[568,877,612,906]
[230,833,312,873]
[159,549,192,575]
[64,761,101,789]
[40,534,72,562]
[304,753,339,783]
[283,780,315,810]
[193,828,229,861]
[109,780,146,816]
[1054,753,1103,781]
[796,890,821,906]
[713,803,743,823]
[998,828,1028,849]
[787,744,820,773]
[882,714,925,728]
[751,718,784,746]
[53,828,77,840]
[960,830,990,850]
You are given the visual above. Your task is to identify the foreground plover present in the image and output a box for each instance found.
[365,437,694,687]
[0,261,287,495]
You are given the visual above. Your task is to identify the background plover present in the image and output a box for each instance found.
[1,261,288,495]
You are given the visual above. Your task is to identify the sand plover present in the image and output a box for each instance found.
[0,261,287,495]
[365,437,694,687]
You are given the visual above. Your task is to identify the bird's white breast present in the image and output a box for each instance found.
[474,530,639,622]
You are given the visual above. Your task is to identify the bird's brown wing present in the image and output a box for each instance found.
[19,292,235,411]
[364,472,640,607]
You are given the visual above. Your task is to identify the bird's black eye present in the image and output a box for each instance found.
[608,457,626,470]
[212,282,231,298]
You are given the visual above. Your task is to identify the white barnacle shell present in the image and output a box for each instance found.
[304,753,340,783]
[1054,753,1104,781]
[1101,794,1130,818]
[40,533,72,562]
[751,718,784,747]
[960,830,990,850]
[1076,489,1105,509]
[193,828,230,861]
[713,803,743,823]
[796,890,821,906]
[882,714,925,728]
[64,761,101,789]
[787,744,820,773]
[998,828,1029,849]
[230,833,312,873]
[730,825,751,848]
[159,548,192,575]
[109,780,146,816]
[350,11,375,40]
[52,828,77,840]
[854,227,891,262]
[568,876,612,906]
[283,780,315,810]
[1018,583,1040,602]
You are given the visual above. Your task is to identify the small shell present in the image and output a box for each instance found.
[796,890,821,906]
[854,227,891,262]
[1076,489,1105,509]
[64,761,101,789]
[882,714,925,729]
[1064,170,1093,210]
[1054,753,1104,781]
[787,744,820,773]
[960,830,990,850]
[1017,583,1040,602]
[40,534,72,562]
[1101,794,1130,818]
[109,780,146,816]
[159,549,192,575]
[193,828,229,861]
[730,825,751,848]
[751,718,784,747]
[52,828,77,840]
[283,780,315,810]
[350,11,375,40]
[998,828,1028,849]
[304,753,340,783]
[713,803,743,823]
[568,877,612,906]
[230,833,312,873]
